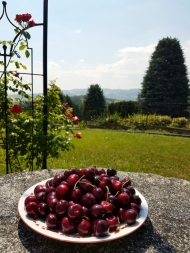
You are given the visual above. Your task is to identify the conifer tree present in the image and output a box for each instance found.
[139,37,190,117]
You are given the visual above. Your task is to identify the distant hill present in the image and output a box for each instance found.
[9,88,140,102]
[62,88,140,101]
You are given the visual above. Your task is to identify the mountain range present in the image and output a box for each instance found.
[62,88,140,101]
[9,88,141,102]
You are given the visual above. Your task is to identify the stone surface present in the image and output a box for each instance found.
[0,169,190,253]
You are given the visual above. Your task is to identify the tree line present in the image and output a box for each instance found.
[60,37,190,120]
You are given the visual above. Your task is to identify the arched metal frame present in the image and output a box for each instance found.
[0,0,48,173]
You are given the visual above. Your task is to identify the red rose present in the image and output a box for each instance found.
[75,132,81,139]
[73,116,79,125]
[62,103,68,109]
[14,71,19,78]
[10,105,22,114]
[27,20,36,27]
[14,14,23,23]
[22,13,32,22]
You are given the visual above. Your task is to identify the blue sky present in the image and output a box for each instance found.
[1,0,190,93]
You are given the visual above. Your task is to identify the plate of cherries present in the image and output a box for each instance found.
[18,167,148,243]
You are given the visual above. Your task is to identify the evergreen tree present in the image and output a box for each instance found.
[83,84,106,120]
[139,37,190,117]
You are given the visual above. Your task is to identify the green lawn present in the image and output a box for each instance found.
[1,129,190,181]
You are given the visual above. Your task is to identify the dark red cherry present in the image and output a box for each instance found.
[45,213,57,228]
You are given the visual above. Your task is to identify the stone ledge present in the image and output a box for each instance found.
[0,169,190,253]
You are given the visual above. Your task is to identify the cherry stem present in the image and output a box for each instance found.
[73,175,85,190]
[105,186,109,202]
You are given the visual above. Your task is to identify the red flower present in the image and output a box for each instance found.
[22,13,32,22]
[27,20,36,27]
[75,132,81,139]
[14,14,23,23]
[15,13,34,25]
[73,116,79,125]
[14,71,19,78]
[62,103,68,109]
[10,105,22,114]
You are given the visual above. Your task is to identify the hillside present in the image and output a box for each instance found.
[62,88,140,101]
[9,88,140,102]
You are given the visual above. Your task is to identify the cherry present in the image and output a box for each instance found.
[105,215,119,231]
[52,173,65,187]
[61,216,76,234]
[116,207,125,222]
[117,192,130,207]
[121,177,131,187]
[96,168,106,175]
[84,167,95,180]
[78,178,94,192]
[36,191,46,203]
[24,195,37,207]
[131,195,142,207]
[67,203,83,220]
[126,186,136,195]
[69,188,82,203]
[55,184,69,199]
[45,213,57,228]
[92,219,109,237]
[77,218,92,237]
[67,174,79,188]
[34,185,45,196]
[107,195,118,209]
[47,197,59,212]
[56,200,69,216]
[130,202,140,214]
[123,209,138,225]
[100,201,114,214]
[111,179,122,193]
[45,186,55,196]
[26,202,38,218]
[107,168,117,177]
[91,187,104,202]
[38,202,49,217]
[81,193,96,208]
[82,206,91,218]
[90,204,105,218]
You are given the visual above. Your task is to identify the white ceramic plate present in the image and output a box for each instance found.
[18,178,148,243]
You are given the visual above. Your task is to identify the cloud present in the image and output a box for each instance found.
[61,59,65,63]
[75,29,81,34]
[33,41,190,92]
[48,61,60,70]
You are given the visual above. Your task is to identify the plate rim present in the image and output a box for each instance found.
[18,178,149,243]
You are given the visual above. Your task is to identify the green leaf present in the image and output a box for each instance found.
[23,31,31,40]
[25,50,30,58]
[15,62,20,69]
[2,41,6,46]
[19,44,25,51]
[14,51,21,58]
[8,41,14,46]
[14,28,19,34]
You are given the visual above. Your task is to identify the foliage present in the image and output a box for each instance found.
[139,37,190,117]
[83,84,106,120]
[108,101,138,118]
[0,14,81,173]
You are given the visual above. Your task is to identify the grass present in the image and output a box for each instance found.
[0,129,190,181]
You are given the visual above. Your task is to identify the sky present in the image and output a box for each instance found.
[1,0,190,94]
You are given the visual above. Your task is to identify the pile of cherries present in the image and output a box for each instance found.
[24,167,142,237]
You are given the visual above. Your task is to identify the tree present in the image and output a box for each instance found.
[138,37,190,117]
[83,84,106,120]
[108,101,138,117]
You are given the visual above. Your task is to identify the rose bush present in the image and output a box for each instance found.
[0,13,81,172]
